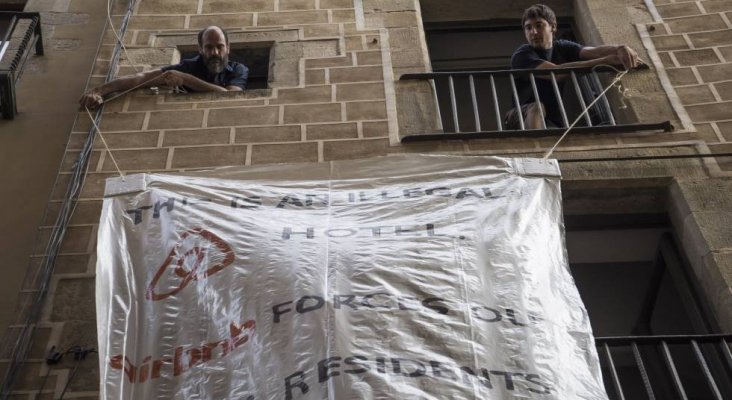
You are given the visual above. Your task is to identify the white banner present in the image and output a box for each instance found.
[96,154,608,399]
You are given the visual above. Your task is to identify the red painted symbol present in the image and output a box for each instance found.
[146,228,235,301]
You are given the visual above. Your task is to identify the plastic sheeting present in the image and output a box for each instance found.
[96,154,608,399]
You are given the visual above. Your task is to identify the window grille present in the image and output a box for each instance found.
[399,67,672,142]
[596,334,732,400]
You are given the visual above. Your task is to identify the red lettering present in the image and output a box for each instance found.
[138,356,152,383]
[112,318,254,382]
[109,354,137,383]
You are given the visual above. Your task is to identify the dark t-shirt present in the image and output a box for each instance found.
[161,55,249,91]
[510,39,584,126]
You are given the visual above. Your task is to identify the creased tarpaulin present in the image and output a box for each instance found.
[96,154,608,399]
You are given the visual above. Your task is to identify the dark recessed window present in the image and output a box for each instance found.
[181,42,272,90]
[565,214,732,399]
[423,21,617,133]
[0,0,28,12]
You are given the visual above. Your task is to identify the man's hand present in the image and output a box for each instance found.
[616,45,640,70]
[79,89,104,110]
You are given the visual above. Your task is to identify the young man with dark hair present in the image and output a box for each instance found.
[504,4,642,130]
[79,25,248,110]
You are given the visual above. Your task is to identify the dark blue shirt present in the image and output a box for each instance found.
[510,39,584,126]
[161,55,248,91]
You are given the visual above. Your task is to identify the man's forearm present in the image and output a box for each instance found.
[553,55,619,69]
[580,45,622,60]
[180,74,229,92]
[94,70,164,96]
[536,54,620,70]
[579,44,641,70]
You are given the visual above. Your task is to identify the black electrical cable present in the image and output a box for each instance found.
[56,346,95,400]
[34,366,52,397]
[0,1,138,398]
[556,152,732,163]
[57,361,79,400]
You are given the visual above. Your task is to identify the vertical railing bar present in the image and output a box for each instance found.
[631,342,656,400]
[509,73,525,131]
[691,340,723,400]
[430,79,444,132]
[468,74,481,132]
[529,72,546,129]
[660,340,689,400]
[448,75,460,133]
[550,71,570,127]
[489,74,502,131]
[571,71,593,126]
[720,338,732,373]
[592,71,616,126]
[603,343,626,400]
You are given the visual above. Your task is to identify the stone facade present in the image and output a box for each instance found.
[1,0,731,397]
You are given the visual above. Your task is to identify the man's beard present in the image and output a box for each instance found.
[204,55,227,74]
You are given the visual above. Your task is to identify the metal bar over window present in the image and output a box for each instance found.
[448,75,460,133]
[489,75,501,131]
[571,71,593,126]
[631,341,656,400]
[603,343,626,400]
[508,72,524,131]
[660,340,689,400]
[721,338,732,372]
[468,74,481,132]
[691,339,724,400]
[430,79,444,132]
[550,71,569,127]
[528,72,546,129]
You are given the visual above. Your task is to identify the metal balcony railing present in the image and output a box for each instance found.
[399,67,673,142]
[0,12,43,120]
[596,333,732,399]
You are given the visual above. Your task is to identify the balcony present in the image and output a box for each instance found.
[596,334,732,399]
[0,11,43,120]
[399,66,673,143]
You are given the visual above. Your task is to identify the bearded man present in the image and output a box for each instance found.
[79,26,248,109]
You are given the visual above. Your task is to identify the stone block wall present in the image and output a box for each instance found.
[3,0,403,396]
[3,0,732,398]
[648,0,732,156]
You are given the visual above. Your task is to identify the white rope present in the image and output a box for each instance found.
[542,68,629,160]
[102,72,168,103]
[85,107,125,180]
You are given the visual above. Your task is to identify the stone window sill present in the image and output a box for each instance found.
[161,88,272,103]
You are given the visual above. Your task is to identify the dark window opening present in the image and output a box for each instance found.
[0,1,28,12]
[399,16,673,142]
[423,21,617,134]
[425,21,577,71]
[180,42,272,90]
[565,214,732,399]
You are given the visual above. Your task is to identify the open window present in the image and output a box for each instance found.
[399,1,673,142]
[565,214,732,399]
[179,41,273,90]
